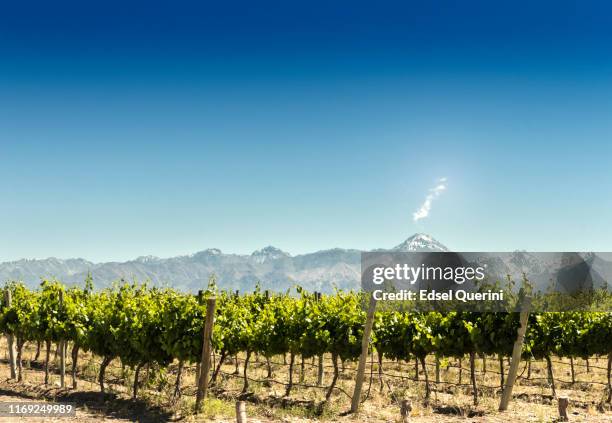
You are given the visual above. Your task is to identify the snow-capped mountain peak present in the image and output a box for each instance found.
[391,233,449,252]
[251,246,291,263]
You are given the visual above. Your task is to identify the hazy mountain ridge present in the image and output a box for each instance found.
[2,235,609,293]
[0,234,445,292]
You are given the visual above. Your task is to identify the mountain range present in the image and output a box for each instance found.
[4,234,608,294]
[0,233,448,293]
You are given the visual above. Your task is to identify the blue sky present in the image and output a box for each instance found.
[1,1,612,261]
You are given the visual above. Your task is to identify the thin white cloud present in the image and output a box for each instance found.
[413,178,447,222]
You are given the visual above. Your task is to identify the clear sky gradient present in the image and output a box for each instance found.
[1,1,612,261]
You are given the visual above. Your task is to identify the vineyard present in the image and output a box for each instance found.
[0,279,611,421]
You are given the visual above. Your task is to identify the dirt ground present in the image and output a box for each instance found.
[0,340,610,422]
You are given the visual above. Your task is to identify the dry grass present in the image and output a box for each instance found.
[0,338,610,422]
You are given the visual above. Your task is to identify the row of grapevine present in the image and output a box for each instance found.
[0,279,611,407]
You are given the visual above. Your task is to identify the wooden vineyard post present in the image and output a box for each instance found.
[59,290,66,388]
[558,396,569,421]
[235,401,247,423]
[4,289,17,380]
[194,290,203,386]
[195,296,217,413]
[499,297,530,411]
[315,292,324,386]
[400,399,412,423]
[350,294,377,413]
[607,352,611,403]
